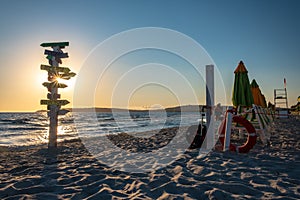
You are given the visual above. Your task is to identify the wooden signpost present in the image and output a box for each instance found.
[40,41,76,148]
[40,99,70,106]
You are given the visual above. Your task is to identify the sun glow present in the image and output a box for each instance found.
[37,69,77,110]
[54,76,64,83]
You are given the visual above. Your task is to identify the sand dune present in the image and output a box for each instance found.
[0,116,299,199]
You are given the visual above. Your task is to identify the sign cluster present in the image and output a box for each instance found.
[40,42,76,147]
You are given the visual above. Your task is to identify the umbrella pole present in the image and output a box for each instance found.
[238,105,244,139]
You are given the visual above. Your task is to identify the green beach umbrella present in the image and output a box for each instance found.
[232,61,254,108]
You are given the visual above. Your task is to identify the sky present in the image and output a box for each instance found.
[0,0,299,112]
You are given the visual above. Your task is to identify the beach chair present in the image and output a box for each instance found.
[251,105,271,145]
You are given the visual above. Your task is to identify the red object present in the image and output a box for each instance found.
[218,115,257,153]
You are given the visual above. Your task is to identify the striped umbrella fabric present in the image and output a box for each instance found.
[232,61,254,108]
[250,79,267,108]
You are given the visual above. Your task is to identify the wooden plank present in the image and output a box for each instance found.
[44,50,68,58]
[59,76,70,80]
[47,109,70,117]
[40,42,69,47]
[58,109,70,115]
[41,99,70,106]
[40,65,71,73]
[60,72,76,79]
[65,72,76,77]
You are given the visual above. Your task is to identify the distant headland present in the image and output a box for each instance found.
[36,105,209,113]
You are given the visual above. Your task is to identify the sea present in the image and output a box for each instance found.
[0,111,205,147]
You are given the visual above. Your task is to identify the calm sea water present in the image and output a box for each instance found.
[0,111,204,146]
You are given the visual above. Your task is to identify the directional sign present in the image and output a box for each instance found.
[56,58,62,64]
[64,72,76,77]
[57,82,67,88]
[59,72,76,80]
[41,99,70,106]
[41,65,71,73]
[44,50,68,58]
[58,109,70,115]
[59,76,70,80]
[47,109,69,117]
[42,82,68,88]
[40,42,69,48]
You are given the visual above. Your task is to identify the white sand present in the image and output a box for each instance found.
[0,116,299,199]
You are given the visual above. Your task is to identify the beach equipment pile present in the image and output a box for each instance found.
[218,61,274,153]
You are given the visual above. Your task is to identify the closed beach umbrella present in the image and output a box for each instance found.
[250,79,267,107]
[232,61,254,108]
[261,94,267,108]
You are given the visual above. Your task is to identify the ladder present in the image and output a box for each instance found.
[274,88,288,109]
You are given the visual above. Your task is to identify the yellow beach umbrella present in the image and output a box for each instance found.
[261,94,267,108]
[250,79,266,107]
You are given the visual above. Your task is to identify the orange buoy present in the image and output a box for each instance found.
[219,114,257,153]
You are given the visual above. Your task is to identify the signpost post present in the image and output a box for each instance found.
[40,42,76,148]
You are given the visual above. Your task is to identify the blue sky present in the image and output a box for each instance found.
[0,0,299,111]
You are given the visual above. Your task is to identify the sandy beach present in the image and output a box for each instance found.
[0,116,299,199]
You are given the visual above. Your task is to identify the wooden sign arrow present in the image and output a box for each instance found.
[42,82,68,88]
[59,76,70,80]
[64,72,76,77]
[41,65,71,73]
[58,109,70,115]
[41,99,70,106]
[47,109,69,117]
[59,72,76,80]
[40,42,69,48]
[44,50,68,58]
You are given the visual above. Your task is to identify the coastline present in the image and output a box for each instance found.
[0,116,299,199]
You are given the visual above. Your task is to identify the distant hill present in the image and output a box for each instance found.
[37,105,206,113]
[72,105,204,112]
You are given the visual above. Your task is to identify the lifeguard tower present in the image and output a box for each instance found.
[274,78,289,118]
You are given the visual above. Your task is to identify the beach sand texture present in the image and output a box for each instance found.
[0,116,299,199]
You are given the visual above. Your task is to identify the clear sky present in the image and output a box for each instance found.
[0,0,299,112]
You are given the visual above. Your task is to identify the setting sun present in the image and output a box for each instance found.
[55,75,77,92]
